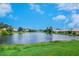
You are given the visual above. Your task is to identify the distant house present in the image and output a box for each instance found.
[25,29,29,31]
[58,30,79,33]
[0,28,7,31]
[23,28,29,32]
[2,28,7,31]
[13,28,18,31]
[0,28,7,33]
[54,29,79,35]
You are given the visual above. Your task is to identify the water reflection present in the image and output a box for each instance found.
[0,34,11,44]
[0,32,79,44]
[45,34,53,42]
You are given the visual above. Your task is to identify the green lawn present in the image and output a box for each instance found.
[0,40,79,56]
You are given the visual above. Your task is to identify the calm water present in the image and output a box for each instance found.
[0,32,79,44]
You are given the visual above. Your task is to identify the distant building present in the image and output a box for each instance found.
[25,29,29,31]
[0,28,7,33]
[54,29,79,34]
[24,28,29,32]
[0,28,7,31]
[13,28,18,31]
[2,28,7,31]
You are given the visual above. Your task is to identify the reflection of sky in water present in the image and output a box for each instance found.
[12,32,50,44]
[52,34,79,41]
[34,32,48,42]
[0,32,79,44]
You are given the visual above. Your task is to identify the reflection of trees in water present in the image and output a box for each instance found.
[50,34,53,41]
[16,34,24,44]
[0,35,10,44]
[17,33,37,44]
[0,34,14,44]
[48,34,53,41]
[44,26,53,41]
[18,34,23,40]
[6,35,13,44]
[45,33,53,42]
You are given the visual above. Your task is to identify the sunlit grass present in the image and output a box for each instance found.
[0,40,79,56]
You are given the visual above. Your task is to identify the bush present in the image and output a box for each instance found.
[1,31,9,35]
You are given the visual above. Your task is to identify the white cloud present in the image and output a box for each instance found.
[0,3,17,21]
[52,15,66,20]
[0,3,12,17]
[29,3,44,14]
[57,3,79,11]
[68,14,79,28]
[56,3,79,28]
[57,3,79,13]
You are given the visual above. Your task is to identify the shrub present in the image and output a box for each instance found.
[1,31,9,35]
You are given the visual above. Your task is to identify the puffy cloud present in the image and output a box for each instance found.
[57,3,79,13]
[68,14,79,28]
[52,15,66,20]
[57,3,79,11]
[0,3,12,17]
[56,3,79,28]
[29,3,44,14]
[0,3,17,21]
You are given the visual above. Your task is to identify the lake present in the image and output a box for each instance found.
[0,32,79,44]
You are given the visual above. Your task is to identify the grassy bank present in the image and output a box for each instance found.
[0,40,79,56]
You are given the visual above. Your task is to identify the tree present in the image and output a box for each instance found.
[48,26,53,33]
[67,28,73,35]
[7,26,13,32]
[18,27,24,32]
[44,26,53,34]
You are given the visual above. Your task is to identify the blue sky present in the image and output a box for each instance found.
[0,3,79,29]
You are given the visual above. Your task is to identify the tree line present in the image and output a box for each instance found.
[0,22,79,35]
